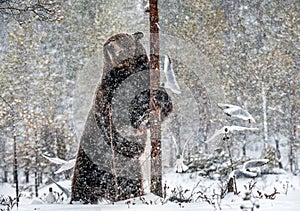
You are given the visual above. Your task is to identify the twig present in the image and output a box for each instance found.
[264,187,280,200]
[0,95,14,110]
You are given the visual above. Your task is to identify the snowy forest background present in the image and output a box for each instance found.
[0,0,299,208]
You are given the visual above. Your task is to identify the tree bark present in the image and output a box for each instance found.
[13,135,19,207]
[149,0,162,197]
[202,86,208,150]
[261,79,268,146]
[35,134,39,197]
[290,71,297,173]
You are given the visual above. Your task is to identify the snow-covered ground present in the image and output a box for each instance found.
[1,171,299,211]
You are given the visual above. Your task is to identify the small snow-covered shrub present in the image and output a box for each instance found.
[0,194,19,211]
[188,149,246,179]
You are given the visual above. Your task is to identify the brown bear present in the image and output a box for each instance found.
[71,32,172,204]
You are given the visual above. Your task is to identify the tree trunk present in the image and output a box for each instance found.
[242,140,246,157]
[3,167,8,183]
[39,172,43,185]
[261,80,268,147]
[35,171,39,197]
[149,0,162,197]
[25,169,29,183]
[202,86,208,150]
[35,133,39,197]
[290,71,297,173]
[13,135,19,207]
[275,139,283,169]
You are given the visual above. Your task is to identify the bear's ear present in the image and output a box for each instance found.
[132,31,144,40]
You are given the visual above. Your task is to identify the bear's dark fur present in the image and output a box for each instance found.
[71,32,172,203]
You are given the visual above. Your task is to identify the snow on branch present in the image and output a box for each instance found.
[162,55,181,94]
[218,103,255,123]
[42,154,75,174]
[207,125,259,143]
